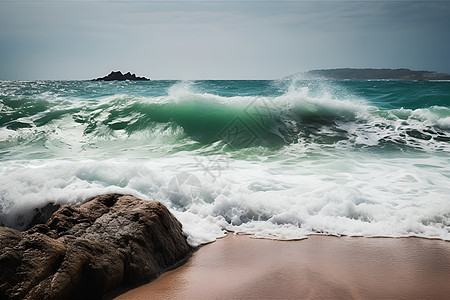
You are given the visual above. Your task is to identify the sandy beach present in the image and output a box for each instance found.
[111,233,450,299]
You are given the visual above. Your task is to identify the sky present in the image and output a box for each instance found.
[0,0,450,80]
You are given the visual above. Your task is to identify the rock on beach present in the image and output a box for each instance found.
[0,194,193,300]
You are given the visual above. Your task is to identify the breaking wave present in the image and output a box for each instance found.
[1,79,450,246]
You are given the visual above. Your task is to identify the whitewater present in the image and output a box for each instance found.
[1,78,449,246]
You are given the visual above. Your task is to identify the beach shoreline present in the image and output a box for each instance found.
[110,233,450,299]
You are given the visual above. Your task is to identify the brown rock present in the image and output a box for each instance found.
[0,194,193,300]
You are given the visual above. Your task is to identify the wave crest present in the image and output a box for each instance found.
[1,81,449,155]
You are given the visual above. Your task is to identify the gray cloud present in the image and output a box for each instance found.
[1,1,449,80]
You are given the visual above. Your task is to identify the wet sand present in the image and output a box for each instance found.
[112,234,450,299]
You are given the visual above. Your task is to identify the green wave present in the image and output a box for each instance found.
[1,81,450,153]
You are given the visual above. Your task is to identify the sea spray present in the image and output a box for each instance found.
[1,79,449,246]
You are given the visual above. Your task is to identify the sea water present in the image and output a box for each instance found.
[1,78,449,246]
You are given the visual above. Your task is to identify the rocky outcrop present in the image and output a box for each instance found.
[0,194,193,300]
[94,71,150,81]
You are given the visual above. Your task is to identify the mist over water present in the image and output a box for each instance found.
[1,79,449,246]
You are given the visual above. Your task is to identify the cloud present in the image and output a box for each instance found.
[0,1,449,80]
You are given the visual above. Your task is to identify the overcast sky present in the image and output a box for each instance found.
[1,0,449,80]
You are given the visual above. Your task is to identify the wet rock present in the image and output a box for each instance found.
[25,202,61,230]
[0,194,193,300]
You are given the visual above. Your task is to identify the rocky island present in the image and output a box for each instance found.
[0,194,193,300]
[306,68,450,80]
[94,71,150,81]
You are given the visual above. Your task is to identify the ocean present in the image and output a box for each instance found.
[1,78,449,246]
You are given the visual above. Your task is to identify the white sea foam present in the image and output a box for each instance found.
[1,80,449,246]
[1,149,449,246]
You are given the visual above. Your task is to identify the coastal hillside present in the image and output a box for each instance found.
[306,68,450,80]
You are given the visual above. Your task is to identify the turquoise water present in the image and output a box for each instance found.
[1,79,449,245]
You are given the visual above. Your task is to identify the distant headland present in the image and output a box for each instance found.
[305,68,450,81]
[94,71,150,81]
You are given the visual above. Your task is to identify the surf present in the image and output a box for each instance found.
[1,79,449,245]
[1,80,449,156]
